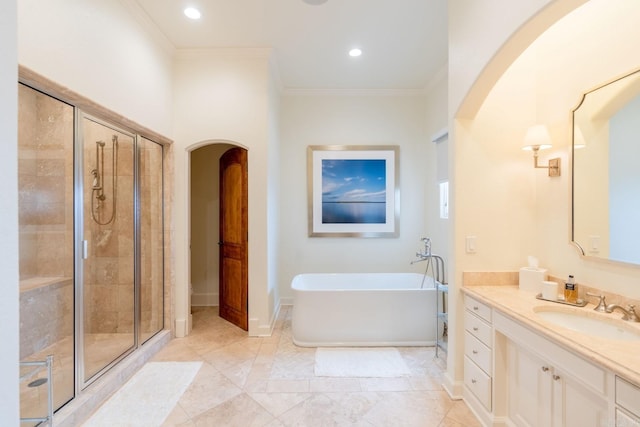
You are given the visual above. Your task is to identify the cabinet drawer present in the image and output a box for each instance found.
[465,296,492,323]
[616,408,640,426]
[464,310,492,347]
[464,355,492,411]
[464,331,492,375]
[616,377,640,417]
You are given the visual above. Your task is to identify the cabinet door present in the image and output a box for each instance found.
[506,340,552,427]
[554,369,608,427]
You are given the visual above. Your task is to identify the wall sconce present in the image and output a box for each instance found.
[522,124,561,177]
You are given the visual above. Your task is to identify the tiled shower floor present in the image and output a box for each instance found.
[20,332,134,424]
[80,306,481,426]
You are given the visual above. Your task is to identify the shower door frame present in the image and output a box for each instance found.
[19,68,169,417]
[74,112,141,390]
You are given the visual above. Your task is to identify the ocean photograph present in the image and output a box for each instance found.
[321,158,387,224]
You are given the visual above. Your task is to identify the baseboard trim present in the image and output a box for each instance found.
[248,299,283,337]
[443,371,464,400]
[191,292,218,306]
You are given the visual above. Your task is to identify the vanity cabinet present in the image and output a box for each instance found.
[615,377,640,426]
[505,340,608,427]
[463,296,493,412]
[462,288,640,427]
[495,311,609,427]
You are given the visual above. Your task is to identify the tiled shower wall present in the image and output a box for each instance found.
[82,120,135,335]
[81,125,164,337]
[18,84,74,281]
[18,75,170,355]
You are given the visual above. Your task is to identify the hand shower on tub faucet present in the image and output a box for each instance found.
[410,237,432,264]
[420,237,432,257]
[411,238,430,264]
[410,237,437,289]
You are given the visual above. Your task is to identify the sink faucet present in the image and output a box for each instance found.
[586,293,608,312]
[605,303,640,322]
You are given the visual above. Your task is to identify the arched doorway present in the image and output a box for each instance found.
[190,143,248,330]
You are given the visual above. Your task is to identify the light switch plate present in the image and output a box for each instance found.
[466,236,477,253]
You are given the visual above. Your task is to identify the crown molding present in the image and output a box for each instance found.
[174,47,274,60]
[118,0,175,55]
[281,87,428,97]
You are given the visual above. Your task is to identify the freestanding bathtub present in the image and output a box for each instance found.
[291,273,438,347]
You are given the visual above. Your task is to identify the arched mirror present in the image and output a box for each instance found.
[572,68,640,265]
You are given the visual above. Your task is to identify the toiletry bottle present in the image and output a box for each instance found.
[564,275,577,303]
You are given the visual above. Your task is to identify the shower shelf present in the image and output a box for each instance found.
[20,355,53,426]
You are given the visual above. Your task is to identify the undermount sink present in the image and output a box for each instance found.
[533,307,640,341]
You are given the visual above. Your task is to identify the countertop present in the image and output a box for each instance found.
[462,285,640,387]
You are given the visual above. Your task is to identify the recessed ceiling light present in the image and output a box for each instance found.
[303,0,328,5]
[184,7,201,20]
[349,48,362,57]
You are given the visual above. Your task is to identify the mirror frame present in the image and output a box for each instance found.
[571,68,640,266]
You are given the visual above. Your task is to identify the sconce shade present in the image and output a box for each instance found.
[522,124,552,151]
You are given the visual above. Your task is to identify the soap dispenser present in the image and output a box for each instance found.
[564,275,577,303]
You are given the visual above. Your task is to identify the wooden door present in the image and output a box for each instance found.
[219,147,248,330]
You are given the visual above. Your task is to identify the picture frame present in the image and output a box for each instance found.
[307,145,399,237]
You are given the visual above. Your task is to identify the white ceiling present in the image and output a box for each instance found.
[131,0,448,91]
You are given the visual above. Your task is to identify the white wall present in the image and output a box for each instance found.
[486,0,640,292]
[277,91,447,298]
[424,70,450,262]
[267,62,282,317]
[0,0,19,422]
[448,0,640,397]
[172,49,276,336]
[18,0,174,136]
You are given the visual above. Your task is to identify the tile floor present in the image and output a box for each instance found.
[86,306,481,426]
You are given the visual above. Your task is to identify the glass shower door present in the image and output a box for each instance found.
[139,136,164,344]
[80,116,136,383]
[18,83,75,423]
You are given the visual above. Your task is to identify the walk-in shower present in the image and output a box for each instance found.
[18,83,165,423]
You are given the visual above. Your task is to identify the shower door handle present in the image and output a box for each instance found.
[82,240,88,259]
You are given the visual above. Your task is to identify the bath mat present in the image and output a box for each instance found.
[314,348,410,378]
[82,361,202,426]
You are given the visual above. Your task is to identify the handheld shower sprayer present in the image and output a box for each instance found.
[90,135,118,225]
[411,237,435,289]
[420,237,432,258]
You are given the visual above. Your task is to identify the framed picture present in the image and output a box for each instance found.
[307,145,399,237]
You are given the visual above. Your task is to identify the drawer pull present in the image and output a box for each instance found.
[471,379,477,384]
[473,327,479,331]
[541,366,550,372]
[553,374,561,381]
[472,350,478,355]
[473,306,479,310]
